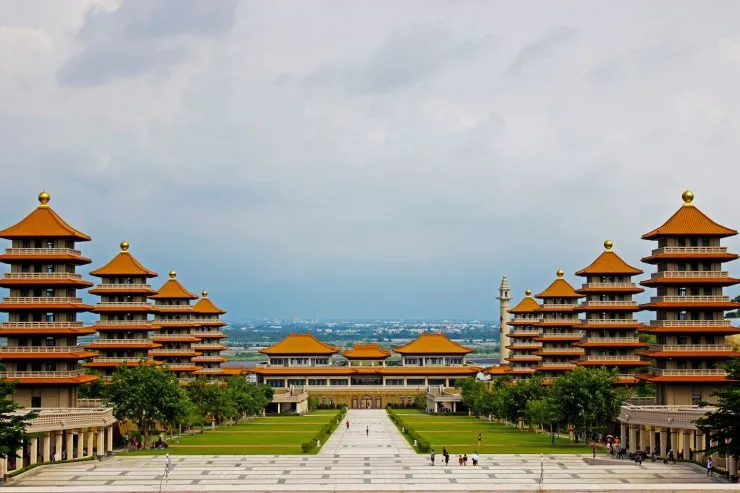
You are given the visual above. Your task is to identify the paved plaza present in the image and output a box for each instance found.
[4,410,735,492]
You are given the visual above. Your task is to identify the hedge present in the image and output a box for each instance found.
[301,407,347,454]
[8,455,95,478]
[386,408,430,453]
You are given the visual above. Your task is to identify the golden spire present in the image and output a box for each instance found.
[556,269,564,278]
[682,189,694,206]
[120,241,130,252]
[169,270,176,279]
[38,191,50,207]
[525,289,532,297]
[201,290,208,298]
[604,239,613,251]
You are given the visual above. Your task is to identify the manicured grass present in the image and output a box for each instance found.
[123,411,342,456]
[394,412,593,455]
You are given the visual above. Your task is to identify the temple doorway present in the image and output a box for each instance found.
[361,396,373,408]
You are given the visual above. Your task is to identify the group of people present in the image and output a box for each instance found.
[430,447,480,467]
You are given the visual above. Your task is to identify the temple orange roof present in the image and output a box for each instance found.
[0,192,90,241]
[193,291,226,314]
[535,271,582,299]
[575,241,642,276]
[342,343,391,359]
[393,332,473,355]
[259,333,340,355]
[642,191,737,240]
[90,242,157,278]
[149,271,198,299]
[508,292,540,313]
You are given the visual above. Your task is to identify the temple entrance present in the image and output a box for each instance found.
[361,396,373,409]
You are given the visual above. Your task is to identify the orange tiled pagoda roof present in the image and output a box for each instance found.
[342,343,391,359]
[0,192,90,241]
[90,242,157,277]
[393,332,473,355]
[149,272,198,299]
[508,293,540,313]
[193,292,226,314]
[535,271,582,299]
[259,333,340,355]
[642,191,737,239]
[575,242,642,276]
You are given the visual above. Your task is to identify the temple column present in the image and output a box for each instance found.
[86,429,94,458]
[659,429,667,458]
[54,432,63,461]
[628,424,637,453]
[106,426,113,455]
[41,433,50,463]
[696,431,706,463]
[683,431,692,460]
[649,428,656,455]
[96,428,105,459]
[670,429,679,455]
[78,431,86,457]
[640,426,648,450]
[14,446,23,471]
[620,423,627,446]
[29,437,38,465]
[65,431,74,460]
[0,456,6,478]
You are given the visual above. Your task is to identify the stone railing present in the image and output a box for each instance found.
[155,319,193,326]
[91,356,151,363]
[192,355,224,361]
[581,282,637,289]
[585,355,642,361]
[94,284,152,290]
[535,362,575,368]
[540,303,580,309]
[195,318,224,324]
[650,271,728,280]
[651,246,727,255]
[619,403,717,430]
[651,369,727,377]
[88,338,154,345]
[192,343,226,349]
[77,398,105,408]
[154,305,193,311]
[508,342,542,348]
[95,302,153,309]
[168,364,197,370]
[93,320,154,326]
[582,319,639,325]
[1,321,85,328]
[149,348,195,354]
[4,248,82,256]
[585,337,640,343]
[15,407,116,433]
[193,332,226,338]
[152,334,197,340]
[650,295,730,303]
[649,320,731,327]
[509,329,541,336]
[507,355,542,361]
[540,318,581,324]
[581,301,638,307]
[538,331,585,338]
[0,345,84,353]
[0,370,85,378]
[538,347,584,353]
[648,344,734,352]
[2,297,82,304]
[3,273,83,280]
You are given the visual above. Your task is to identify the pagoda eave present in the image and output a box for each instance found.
[0,327,97,336]
[536,321,581,327]
[93,325,158,332]
[505,357,542,363]
[196,321,227,327]
[536,307,579,313]
[163,366,202,372]
[0,254,92,265]
[192,345,228,351]
[4,375,99,385]
[0,351,98,360]
[0,279,94,288]
[635,374,733,383]
[640,278,740,287]
[508,320,539,326]
[576,287,644,294]
[508,332,541,338]
[575,360,646,367]
[88,288,158,296]
[506,368,536,374]
[192,357,227,363]
[0,303,94,312]
[533,366,574,372]
[576,342,649,348]
[193,333,227,340]
[151,337,199,343]
[641,253,740,264]
[640,302,740,310]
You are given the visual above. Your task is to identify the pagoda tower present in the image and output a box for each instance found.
[192,290,229,379]
[574,240,648,384]
[149,271,201,382]
[85,241,161,379]
[497,276,513,365]
[637,190,740,405]
[504,289,542,380]
[533,270,584,382]
[0,192,97,407]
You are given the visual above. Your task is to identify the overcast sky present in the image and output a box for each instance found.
[1,1,739,320]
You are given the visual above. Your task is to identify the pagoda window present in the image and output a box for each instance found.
[702,262,712,271]
[308,379,327,386]
[44,362,56,371]
[703,287,713,296]
[17,363,27,372]
[329,379,348,386]
[46,265,54,273]
[407,378,425,385]
[701,238,710,247]
[706,335,715,344]
[44,313,54,322]
[266,379,285,388]
[21,264,30,273]
[690,237,699,247]
[691,360,702,369]
[678,287,687,296]
[677,336,687,345]
[44,337,54,346]
[21,240,30,248]
[678,238,686,247]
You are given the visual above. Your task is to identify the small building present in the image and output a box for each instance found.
[504,290,542,379]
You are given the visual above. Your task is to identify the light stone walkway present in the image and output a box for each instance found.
[4,410,734,492]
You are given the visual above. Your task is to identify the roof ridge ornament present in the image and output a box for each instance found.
[38,191,50,207]
[604,239,613,251]
[682,189,694,207]
[120,241,129,252]
[556,269,564,278]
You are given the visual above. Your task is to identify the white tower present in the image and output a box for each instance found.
[497,276,512,366]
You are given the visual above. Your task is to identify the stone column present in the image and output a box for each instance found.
[659,429,668,458]
[628,424,637,453]
[683,431,692,460]
[65,431,74,460]
[0,456,7,478]
[696,431,706,463]
[54,432,63,461]
[670,429,679,455]
[14,446,23,471]
[86,430,94,458]
[620,423,627,445]
[29,437,38,465]
[41,433,51,463]
[106,426,113,455]
[649,428,656,455]
[78,431,86,457]
[639,425,648,450]
[96,428,105,459]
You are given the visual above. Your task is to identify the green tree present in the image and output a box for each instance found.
[500,377,548,424]
[549,367,628,442]
[525,398,555,433]
[225,377,272,419]
[78,374,105,399]
[104,362,189,447]
[0,379,38,459]
[696,358,740,456]
[186,377,236,431]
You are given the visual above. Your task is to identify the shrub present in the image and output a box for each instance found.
[301,442,314,453]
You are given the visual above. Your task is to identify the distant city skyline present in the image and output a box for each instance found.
[1,1,739,319]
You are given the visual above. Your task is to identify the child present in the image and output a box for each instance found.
[430,450,436,466]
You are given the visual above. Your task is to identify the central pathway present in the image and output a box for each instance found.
[319,409,415,456]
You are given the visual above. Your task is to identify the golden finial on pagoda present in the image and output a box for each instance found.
[201,290,208,298]
[120,241,130,251]
[38,191,50,206]
[604,240,613,251]
[525,289,532,296]
[169,270,176,279]
[682,189,694,206]
[556,269,564,278]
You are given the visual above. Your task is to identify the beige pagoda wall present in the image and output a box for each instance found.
[658,383,723,406]
[13,386,76,408]
[307,389,431,409]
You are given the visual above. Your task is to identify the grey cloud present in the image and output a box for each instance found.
[508,26,575,73]
[57,0,237,87]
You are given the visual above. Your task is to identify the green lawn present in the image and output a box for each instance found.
[393,412,593,455]
[123,411,341,455]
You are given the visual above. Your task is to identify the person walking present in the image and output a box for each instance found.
[430,449,436,466]
[366,426,369,437]
[592,442,597,459]
[463,453,468,466]
[472,451,479,466]
[707,458,714,477]
[458,455,463,466]
[477,433,482,447]
[444,450,450,466]
[346,420,350,430]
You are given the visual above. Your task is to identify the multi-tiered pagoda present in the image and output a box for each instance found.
[0,192,97,407]
[574,240,648,384]
[533,270,584,381]
[637,190,740,405]
[85,241,160,379]
[192,290,230,378]
[149,271,201,382]
[504,290,542,380]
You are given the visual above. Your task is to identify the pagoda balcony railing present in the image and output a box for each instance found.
[651,246,728,256]
[581,301,638,307]
[92,356,152,363]
[149,348,194,354]
[581,282,637,289]
[178,378,196,383]
[0,370,85,378]
[585,337,641,343]
[508,342,542,349]
[4,248,82,257]
[539,330,585,337]
[582,319,639,325]
[585,355,641,361]
[195,318,223,323]
[541,303,580,309]
[650,271,728,280]
[649,296,730,303]
[1,321,84,328]
[192,343,226,349]
[154,305,193,311]
[89,338,154,345]
[512,317,541,323]
[152,334,196,340]
[95,302,153,309]
[650,368,727,377]
[77,398,105,408]
[540,347,585,353]
[2,297,82,304]
[168,364,197,370]
[648,344,734,352]
[193,368,223,374]
[193,332,226,337]
[541,318,580,323]
[94,284,152,290]
[155,319,193,325]
[510,329,541,335]
[3,273,83,280]
[535,363,575,368]
[0,345,85,353]
[649,320,731,327]
[192,356,224,362]
[93,320,154,326]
